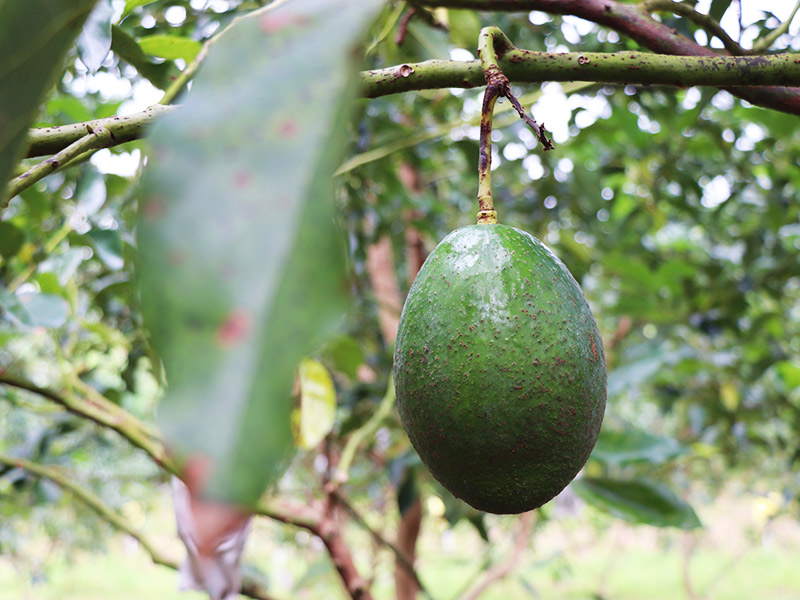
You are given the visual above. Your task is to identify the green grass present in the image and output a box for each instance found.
[3,495,800,600]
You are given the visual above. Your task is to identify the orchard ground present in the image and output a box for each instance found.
[2,479,799,600]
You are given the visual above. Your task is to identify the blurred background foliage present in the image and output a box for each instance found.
[1,0,800,598]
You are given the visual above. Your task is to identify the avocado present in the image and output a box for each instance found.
[393,224,606,514]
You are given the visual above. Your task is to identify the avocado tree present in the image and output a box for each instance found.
[1,0,799,598]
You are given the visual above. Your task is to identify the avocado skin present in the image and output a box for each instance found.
[393,224,606,514]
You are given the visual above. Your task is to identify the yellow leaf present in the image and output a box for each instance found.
[294,358,336,450]
[720,381,739,412]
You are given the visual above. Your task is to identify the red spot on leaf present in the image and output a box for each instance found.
[260,13,309,33]
[142,196,165,219]
[215,308,253,348]
[233,171,252,188]
[168,249,185,265]
[278,119,298,137]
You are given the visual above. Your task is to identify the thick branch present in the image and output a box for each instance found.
[412,0,800,114]
[24,104,176,158]
[361,50,800,97]
[13,53,800,176]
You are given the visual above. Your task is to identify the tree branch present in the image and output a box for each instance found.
[0,452,280,600]
[335,377,396,483]
[751,0,800,53]
[335,494,432,600]
[361,50,800,98]
[459,512,535,600]
[315,486,373,600]
[641,0,744,56]
[412,0,800,114]
[0,451,177,568]
[23,105,175,158]
[0,375,175,473]
[5,125,116,205]
[11,52,800,181]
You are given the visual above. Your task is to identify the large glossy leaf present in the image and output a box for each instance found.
[591,428,686,467]
[136,0,380,506]
[0,0,97,196]
[573,477,702,530]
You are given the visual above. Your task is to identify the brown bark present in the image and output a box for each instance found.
[394,498,423,600]
[366,236,403,344]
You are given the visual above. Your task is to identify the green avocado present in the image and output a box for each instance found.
[393,224,606,514]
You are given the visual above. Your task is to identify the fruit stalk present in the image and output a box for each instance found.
[475,27,554,225]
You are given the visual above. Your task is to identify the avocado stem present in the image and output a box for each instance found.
[475,27,554,225]
[477,27,512,225]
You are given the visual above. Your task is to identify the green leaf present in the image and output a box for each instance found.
[137,0,380,506]
[121,0,158,20]
[573,477,702,529]
[111,25,180,90]
[0,290,70,329]
[138,35,202,62]
[0,0,97,198]
[709,0,733,22]
[774,361,800,390]
[88,229,124,270]
[293,358,337,450]
[447,9,481,49]
[0,222,25,259]
[76,0,114,72]
[591,428,686,467]
[321,335,365,379]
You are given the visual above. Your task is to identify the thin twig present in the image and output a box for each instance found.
[5,126,113,205]
[335,377,396,482]
[0,452,280,600]
[459,512,535,600]
[0,375,175,473]
[0,451,176,567]
[751,0,800,53]
[642,0,744,55]
[505,92,553,151]
[336,495,434,600]
[7,218,71,292]
[395,8,417,45]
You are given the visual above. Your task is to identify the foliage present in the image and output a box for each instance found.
[1,0,799,598]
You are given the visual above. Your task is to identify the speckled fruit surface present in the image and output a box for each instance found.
[393,224,606,514]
